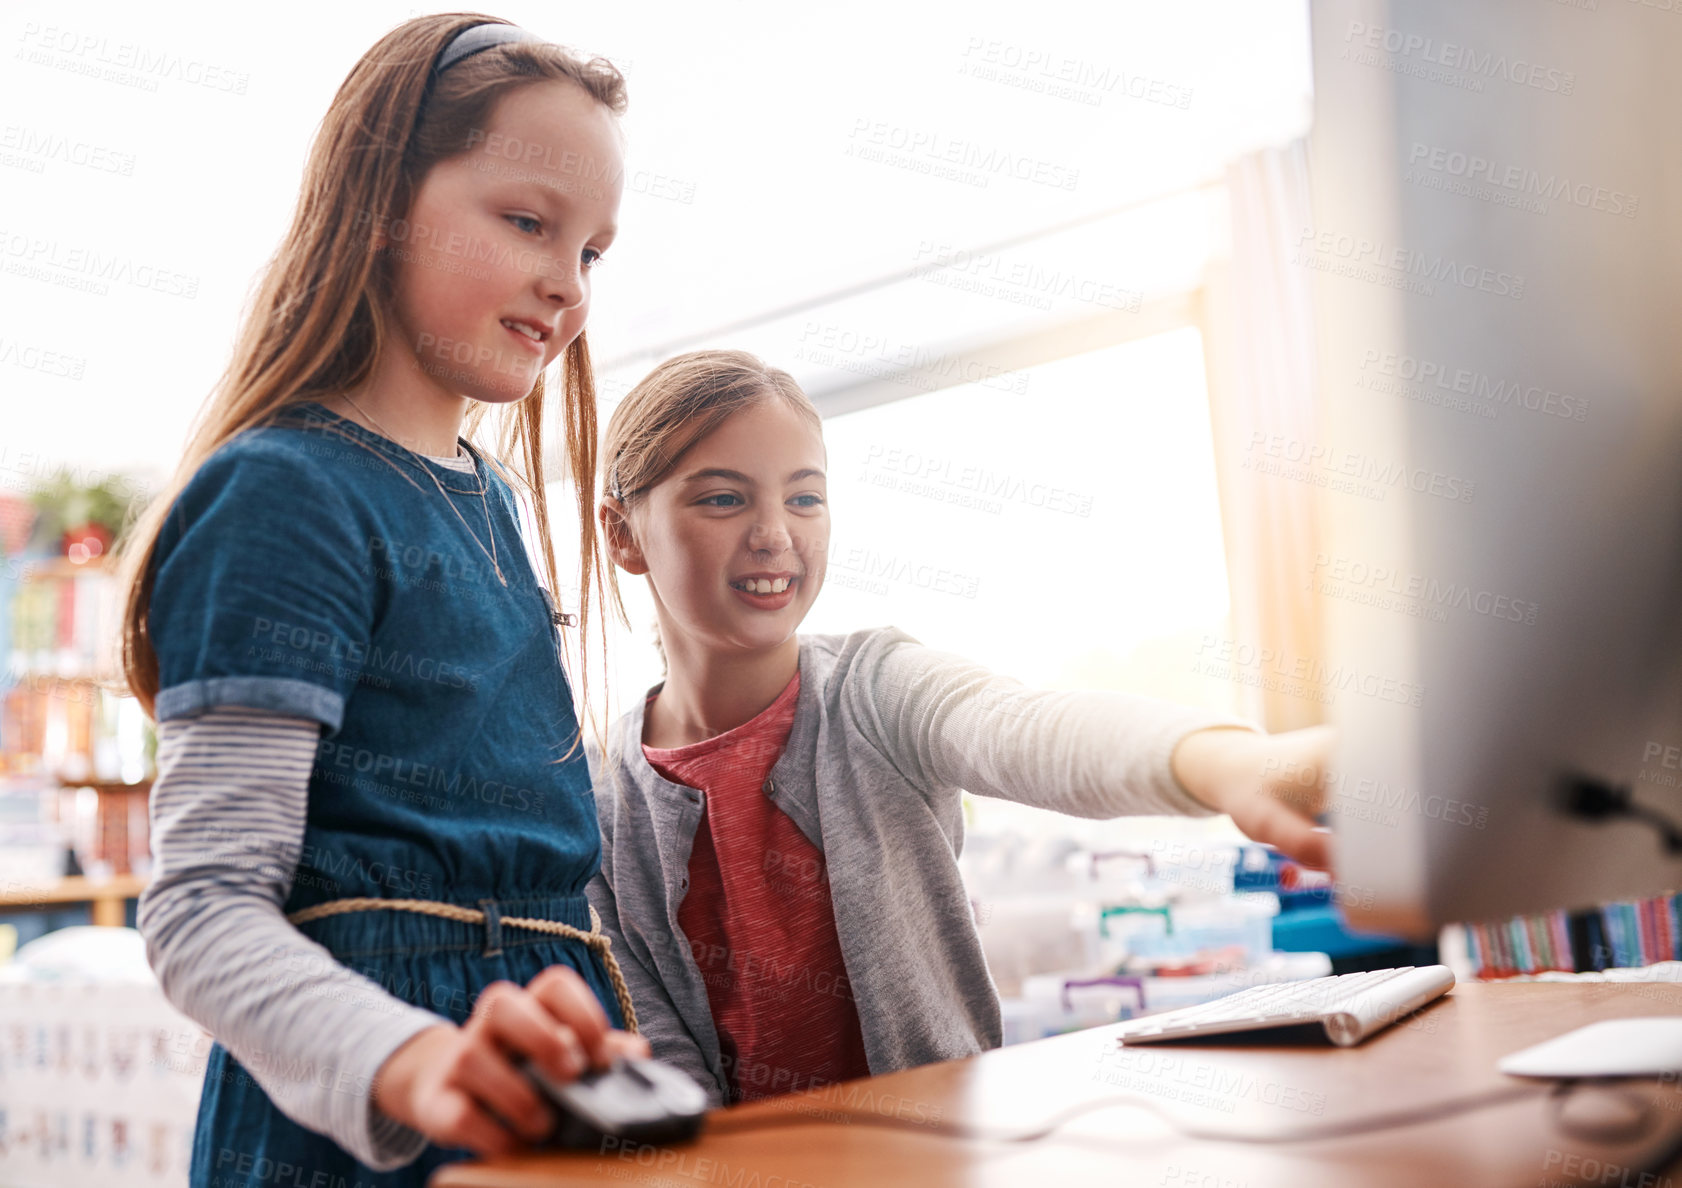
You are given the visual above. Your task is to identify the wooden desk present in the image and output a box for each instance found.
[433,983,1682,1188]
[0,874,147,926]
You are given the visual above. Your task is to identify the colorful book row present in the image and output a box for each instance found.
[1465,894,1682,977]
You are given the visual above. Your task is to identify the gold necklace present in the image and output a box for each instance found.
[339,392,508,588]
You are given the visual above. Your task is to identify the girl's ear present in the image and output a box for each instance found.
[599,496,649,576]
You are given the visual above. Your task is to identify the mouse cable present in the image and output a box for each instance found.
[704,1081,1545,1145]
[704,1080,1560,1147]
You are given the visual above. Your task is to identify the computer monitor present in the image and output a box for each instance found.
[1305,0,1682,936]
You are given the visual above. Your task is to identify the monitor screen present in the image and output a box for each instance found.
[1307,0,1682,935]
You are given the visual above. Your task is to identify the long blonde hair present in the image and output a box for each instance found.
[119,13,626,729]
[599,349,822,680]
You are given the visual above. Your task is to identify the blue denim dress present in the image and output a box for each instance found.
[148,402,618,1186]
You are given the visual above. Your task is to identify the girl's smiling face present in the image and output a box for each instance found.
[611,398,829,658]
[383,80,623,404]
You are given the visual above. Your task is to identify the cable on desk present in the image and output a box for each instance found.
[705,1079,1649,1148]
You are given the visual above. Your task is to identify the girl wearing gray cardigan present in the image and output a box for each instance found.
[584,350,1333,1107]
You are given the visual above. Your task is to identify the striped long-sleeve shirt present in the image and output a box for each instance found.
[138,705,443,1170]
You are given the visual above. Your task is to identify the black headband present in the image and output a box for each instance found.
[433,22,542,76]
[414,22,543,123]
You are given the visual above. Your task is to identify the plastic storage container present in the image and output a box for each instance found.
[1123,891,1279,964]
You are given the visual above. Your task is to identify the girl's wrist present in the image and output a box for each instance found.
[1170,725,1264,813]
[372,1023,454,1122]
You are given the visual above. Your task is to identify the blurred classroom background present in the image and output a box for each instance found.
[4,2,1638,1184]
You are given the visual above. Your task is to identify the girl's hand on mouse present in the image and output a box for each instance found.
[371,967,649,1157]
[1171,724,1336,870]
[523,964,651,1068]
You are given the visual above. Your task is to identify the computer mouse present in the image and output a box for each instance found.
[521,1055,709,1149]
[1553,1086,1652,1145]
[1499,1018,1682,1078]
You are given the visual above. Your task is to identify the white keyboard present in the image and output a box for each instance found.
[1115,965,1456,1048]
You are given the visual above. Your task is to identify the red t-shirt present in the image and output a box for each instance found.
[642,670,870,1102]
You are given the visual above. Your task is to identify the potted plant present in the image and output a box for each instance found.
[27,472,142,564]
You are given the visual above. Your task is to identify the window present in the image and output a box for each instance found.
[811,327,1247,852]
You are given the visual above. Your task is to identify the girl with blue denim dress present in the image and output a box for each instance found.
[121,17,646,1186]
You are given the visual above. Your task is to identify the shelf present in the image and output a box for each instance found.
[6,671,127,686]
[55,778,151,793]
[0,874,147,926]
[15,556,111,581]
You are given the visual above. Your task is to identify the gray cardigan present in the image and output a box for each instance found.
[584,626,1251,1106]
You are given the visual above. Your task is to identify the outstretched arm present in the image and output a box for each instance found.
[850,630,1331,866]
[1170,724,1333,869]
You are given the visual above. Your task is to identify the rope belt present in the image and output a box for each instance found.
[286,897,638,1035]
